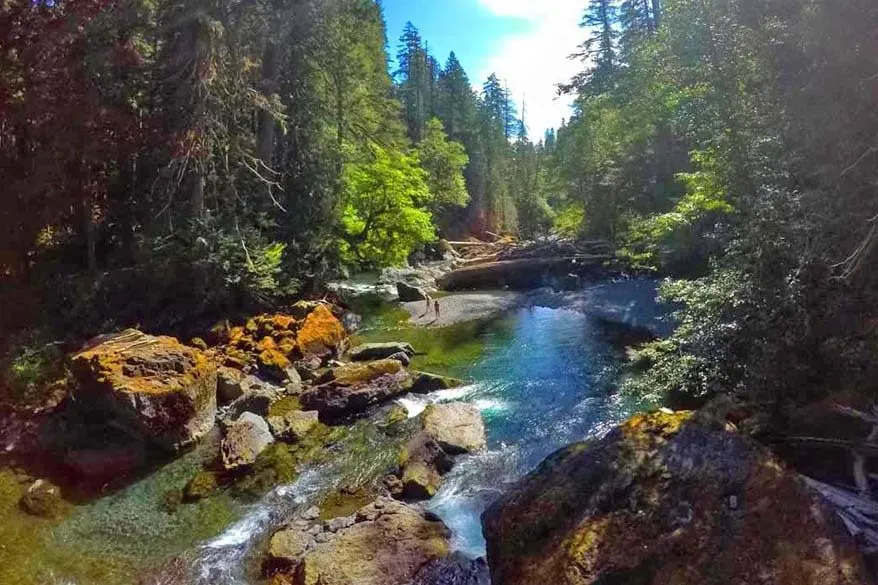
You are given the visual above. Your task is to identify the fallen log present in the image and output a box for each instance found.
[437,255,609,290]
[803,476,878,552]
[445,241,497,247]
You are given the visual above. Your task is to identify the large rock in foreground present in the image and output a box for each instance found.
[300,360,413,421]
[70,330,216,450]
[264,497,450,585]
[483,410,870,585]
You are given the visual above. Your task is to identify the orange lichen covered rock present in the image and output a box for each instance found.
[295,304,345,358]
[70,329,217,451]
[483,410,870,585]
[258,348,293,381]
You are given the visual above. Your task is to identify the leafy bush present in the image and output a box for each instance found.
[0,335,65,402]
[622,269,751,404]
[618,150,733,274]
[553,203,585,239]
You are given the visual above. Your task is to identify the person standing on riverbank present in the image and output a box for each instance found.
[434,299,440,320]
[424,294,433,317]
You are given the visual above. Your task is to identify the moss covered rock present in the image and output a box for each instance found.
[394,432,452,501]
[19,479,65,519]
[482,410,871,585]
[295,304,346,359]
[184,471,218,501]
[301,360,413,421]
[349,342,416,362]
[267,409,319,442]
[70,329,217,451]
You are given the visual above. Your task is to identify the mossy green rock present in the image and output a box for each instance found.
[183,471,218,501]
[19,480,65,519]
[482,410,871,585]
[301,360,413,421]
[267,409,319,441]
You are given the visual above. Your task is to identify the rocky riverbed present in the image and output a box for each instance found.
[0,277,871,585]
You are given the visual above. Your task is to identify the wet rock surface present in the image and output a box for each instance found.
[264,498,451,585]
[410,553,491,585]
[482,410,871,585]
[421,403,486,454]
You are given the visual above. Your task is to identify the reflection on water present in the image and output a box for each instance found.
[423,297,652,557]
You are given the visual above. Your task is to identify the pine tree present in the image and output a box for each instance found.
[564,0,619,96]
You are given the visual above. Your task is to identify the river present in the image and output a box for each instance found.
[0,278,666,585]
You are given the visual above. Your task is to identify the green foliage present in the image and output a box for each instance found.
[340,145,436,267]
[417,118,470,211]
[623,270,751,403]
[553,204,586,239]
[0,336,64,403]
[618,150,733,271]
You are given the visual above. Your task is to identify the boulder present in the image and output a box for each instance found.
[300,360,413,421]
[422,403,486,454]
[482,410,871,585]
[396,432,453,501]
[70,329,217,450]
[267,409,320,441]
[221,412,275,470]
[266,528,316,574]
[387,351,411,366]
[217,366,247,404]
[295,304,346,359]
[264,497,450,585]
[349,342,416,362]
[410,371,464,394]
[397,282,428,302]
[223,375,294,420]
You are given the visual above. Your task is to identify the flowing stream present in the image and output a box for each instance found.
[2,278,665,585]
[179,278,665,582]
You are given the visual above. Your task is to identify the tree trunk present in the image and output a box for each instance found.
[80,195,97,274]
[257,39,280,165]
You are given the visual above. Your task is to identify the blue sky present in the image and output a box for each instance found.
[382,0,586,136]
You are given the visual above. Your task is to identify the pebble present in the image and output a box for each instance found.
[301,506,320,521]
[315,532,333,543]
[325,515,356,533]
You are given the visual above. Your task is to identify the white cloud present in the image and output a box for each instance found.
[475,0,584,138]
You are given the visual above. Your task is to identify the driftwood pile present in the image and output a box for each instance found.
[446,235,611,266]
[438,236,612,291]
[789,403,878,554]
